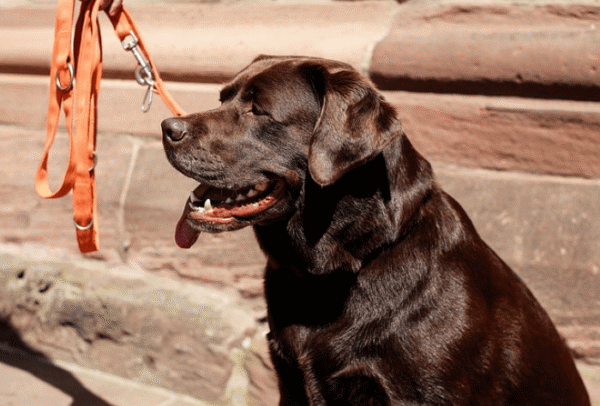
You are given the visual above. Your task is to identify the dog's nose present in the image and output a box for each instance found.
[162,117,190,142]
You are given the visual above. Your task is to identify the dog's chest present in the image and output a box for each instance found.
[269,324,403,404]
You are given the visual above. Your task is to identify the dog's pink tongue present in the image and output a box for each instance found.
[175,207,199,248]
[175,184,210,249]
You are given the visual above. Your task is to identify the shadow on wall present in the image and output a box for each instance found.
[0,318,114,406]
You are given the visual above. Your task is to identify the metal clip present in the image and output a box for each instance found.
[122,31,155,112]
[55,63,74,92]
[89,152,98,172]
[141,83,154,113]
[74,218,94,231]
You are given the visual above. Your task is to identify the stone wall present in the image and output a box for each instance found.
[0,0,599,403]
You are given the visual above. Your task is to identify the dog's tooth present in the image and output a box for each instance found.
[190,191,200,204]
[236,194,245,202]
[225,197,233,204]
[247,188,258,198]
[204,199,213,211]
[189,201,205,213]
[255,182,268,192]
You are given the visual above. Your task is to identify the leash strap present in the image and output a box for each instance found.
[36,0,186,253]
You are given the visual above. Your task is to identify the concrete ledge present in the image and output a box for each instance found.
[370,4,600,99]
[2,74,599,178]
[435,163,600,360]
[0,251,272,403]
[388,92,600,178]
[1,2,599,97]
[0,343,210,406]
[0,2,392,81]
[0,241,597,404]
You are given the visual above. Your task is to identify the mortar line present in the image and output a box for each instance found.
[117,137,142,262]
[361,0,400,75]
[155,397,178,406]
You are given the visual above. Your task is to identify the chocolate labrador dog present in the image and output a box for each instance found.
[161,55,590,405]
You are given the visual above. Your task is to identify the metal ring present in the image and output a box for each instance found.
[74,218,94,231]
[89,152,98,172]
[55,63,74,92]
[121,31,139,51]
[135,65,154,87]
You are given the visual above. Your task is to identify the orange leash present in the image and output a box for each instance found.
[36,0,186,253]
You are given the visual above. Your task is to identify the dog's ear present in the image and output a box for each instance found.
[301,62,401,186]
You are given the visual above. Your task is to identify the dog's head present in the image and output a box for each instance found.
[162,55,403,249]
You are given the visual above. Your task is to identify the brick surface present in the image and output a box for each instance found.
[434,163,600,354]
[370,4,600,99]
[3,76,599,180]
[0,2,392,81]
[386,92,600,178]
[2,3,599,96]
[0,253,258,402]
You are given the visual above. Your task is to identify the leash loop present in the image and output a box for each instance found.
[55,62,74,91]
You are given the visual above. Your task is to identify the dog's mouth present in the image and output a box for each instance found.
[175,179,286,248]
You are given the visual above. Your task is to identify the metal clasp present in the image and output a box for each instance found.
[74,218,94,231]
[55,63,74,92]
[89,152,98,172]
[122,31,155,112]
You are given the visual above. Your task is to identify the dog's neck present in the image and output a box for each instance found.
[254,134,434,277]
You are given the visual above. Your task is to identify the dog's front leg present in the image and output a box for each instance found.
[267,333,311,405]
[271,352,311,405]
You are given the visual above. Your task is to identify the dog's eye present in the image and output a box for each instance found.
[251,103,269,116]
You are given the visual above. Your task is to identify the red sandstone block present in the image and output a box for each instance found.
[370,4,600,98]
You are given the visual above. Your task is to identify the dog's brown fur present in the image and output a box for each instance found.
[162,55,590,405]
